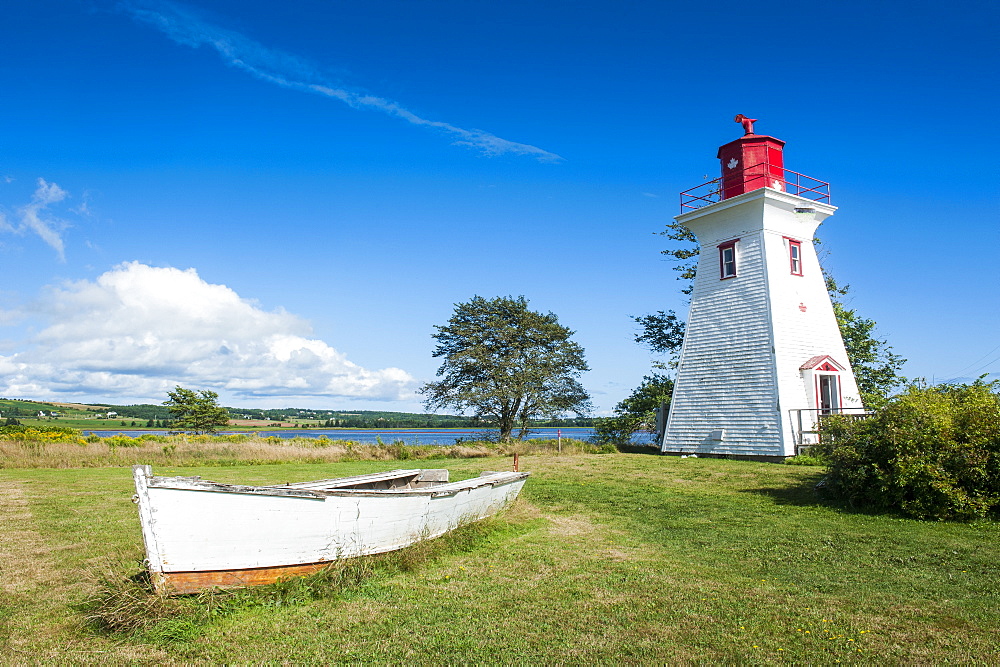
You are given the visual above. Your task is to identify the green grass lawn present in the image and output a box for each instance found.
[2,454,998,663]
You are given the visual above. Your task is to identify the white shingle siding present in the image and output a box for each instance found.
[662,188,863,458]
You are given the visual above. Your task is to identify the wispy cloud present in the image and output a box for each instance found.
[0,178,69,261]
[121,0,562,162]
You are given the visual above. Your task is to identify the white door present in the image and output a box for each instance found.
[818,374,840,414]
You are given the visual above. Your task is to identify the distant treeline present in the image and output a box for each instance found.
[2,398,593,428]
[312,415,594,429]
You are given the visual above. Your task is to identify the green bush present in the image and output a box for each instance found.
[592,374,673,451]
[818,380,1000,520]
[1,423,77,437]
[783,453,828,466]
[105,434,142,449]
[592,416,640,449]
[0,424,80,442]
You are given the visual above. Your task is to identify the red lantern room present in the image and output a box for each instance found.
[717,115,785,200]
[678,116,831,212]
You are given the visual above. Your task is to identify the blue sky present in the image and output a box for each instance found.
[1,0,997,413]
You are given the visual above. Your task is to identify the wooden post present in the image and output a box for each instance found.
[513,453,519,472]
[557,428,562,453]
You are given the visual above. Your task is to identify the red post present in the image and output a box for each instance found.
[513,453,519,472]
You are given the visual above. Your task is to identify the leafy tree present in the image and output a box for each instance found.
[163,386,230,434]
[594,374,674,448]
[661,220,699,296]
[633,310,686,369]
[593,277,688,447]
[421,295,591,442]
[818,379,1000,520]
[826,276,907,409]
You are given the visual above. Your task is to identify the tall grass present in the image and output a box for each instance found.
[81,515,521,644]
[0,433,604,469]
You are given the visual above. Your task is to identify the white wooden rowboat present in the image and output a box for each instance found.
[132,465,529,594]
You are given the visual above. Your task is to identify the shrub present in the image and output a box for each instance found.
[105,434,142,449]
[0,424,80,442]
[818,380,1000,520]
[592,416,641,449]
[783,453,828,466]
[592,374,672,452]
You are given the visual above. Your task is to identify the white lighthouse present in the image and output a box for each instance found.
[661,118,864,459]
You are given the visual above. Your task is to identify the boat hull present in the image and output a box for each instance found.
[132,465,528,593]
[157,561,341,595]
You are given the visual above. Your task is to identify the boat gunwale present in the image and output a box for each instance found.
[271,468,439,490]
[144,470,530,499]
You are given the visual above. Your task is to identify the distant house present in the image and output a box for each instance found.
[107,411,118,418]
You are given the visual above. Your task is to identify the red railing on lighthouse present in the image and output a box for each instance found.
[679,163,831,212]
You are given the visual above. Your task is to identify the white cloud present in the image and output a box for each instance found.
[0,262,418,404]
[123,0,562,163]
[0,178,70,261]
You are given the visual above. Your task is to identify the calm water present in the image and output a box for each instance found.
[82,426,656,446]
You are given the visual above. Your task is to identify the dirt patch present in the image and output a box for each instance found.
[45,401,104,410]
[0,481,61,593]
[546,513,599,537]
[0,480,74,656]
[505,499,543,522]
[228,419,295,427]
[0,480,170,661]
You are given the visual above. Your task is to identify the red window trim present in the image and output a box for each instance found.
[717,239,738,280]
[784,236,803,276]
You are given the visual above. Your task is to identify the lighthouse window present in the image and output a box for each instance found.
[718,241,737,279]
[788,240,802,275]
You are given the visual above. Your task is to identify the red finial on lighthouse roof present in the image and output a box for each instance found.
[734,114,758,135]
